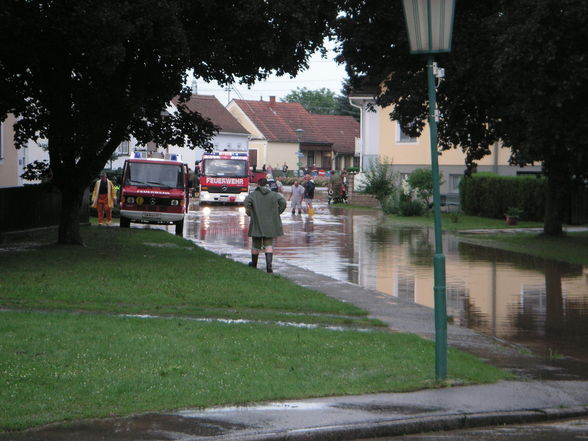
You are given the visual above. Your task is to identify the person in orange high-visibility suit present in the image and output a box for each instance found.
[91,173,117,225]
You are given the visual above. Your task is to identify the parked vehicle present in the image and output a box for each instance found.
[119,152,189,235]
[199,151,250,204]
[250,170,268,184]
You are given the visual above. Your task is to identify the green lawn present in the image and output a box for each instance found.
[386,211,544,232]
[458,231,588,266]
[0,226,508,431]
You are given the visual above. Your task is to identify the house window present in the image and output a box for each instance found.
[449,174,462,193]
[307,151,315,167]
[396,121,417,143]
[116,141,130,155]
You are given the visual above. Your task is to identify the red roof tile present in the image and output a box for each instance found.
[233,99,327,145]
[233,98,358,154]
[312,114,359,154]
[173,95,250,135]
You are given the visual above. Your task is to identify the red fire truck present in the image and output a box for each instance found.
[198,151,250,204]
[119,152,190,235]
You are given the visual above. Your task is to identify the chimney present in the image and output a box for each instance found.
[269,96,276,105]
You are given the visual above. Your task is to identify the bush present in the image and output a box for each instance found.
[406,168,443,207]
[359,159,399,204]
[381,190,400,214]
[460,173,546,221]
[398,194,425,216]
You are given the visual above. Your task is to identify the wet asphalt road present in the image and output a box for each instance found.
[357,417,588,440]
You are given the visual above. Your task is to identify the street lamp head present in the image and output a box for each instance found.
[294,128,304,141]
[402,0,456,54]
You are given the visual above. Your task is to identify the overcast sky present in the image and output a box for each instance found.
[192,43,348,106]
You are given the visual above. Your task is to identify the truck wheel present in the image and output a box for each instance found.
[175,220,184,236]
[120,217,131,228]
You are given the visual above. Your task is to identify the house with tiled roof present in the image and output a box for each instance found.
[164,95,251,167]
[226,96,359,173]
[349,92,541,196]
[109,94,251,169]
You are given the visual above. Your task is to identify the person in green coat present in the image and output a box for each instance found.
[244,177,287,273]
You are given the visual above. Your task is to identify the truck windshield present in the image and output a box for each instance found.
[204,159,247,177]
[124,162,184,188]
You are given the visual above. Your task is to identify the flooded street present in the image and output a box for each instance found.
[184,195,588,365]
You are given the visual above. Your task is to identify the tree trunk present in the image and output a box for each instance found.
[544,263,564,338]
[57,185,85,245]
[543,176,565,236]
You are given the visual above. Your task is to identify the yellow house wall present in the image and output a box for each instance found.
[0,115,18,187]
[249,139,267,169]
[378,105,515,167]
[266,142,297,171]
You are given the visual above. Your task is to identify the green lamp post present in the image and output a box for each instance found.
[401,0,455,380]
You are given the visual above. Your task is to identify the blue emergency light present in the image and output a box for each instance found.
[206,152,246,157]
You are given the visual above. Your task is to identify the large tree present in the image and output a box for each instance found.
[0,0,338,244]
[283,83,360,120]
[283,87,338,114]
[334,0,588,235]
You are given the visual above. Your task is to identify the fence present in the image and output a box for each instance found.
[0,185,89,234]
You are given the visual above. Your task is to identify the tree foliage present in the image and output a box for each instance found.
[334,0,588,235]
[406,168,443,208]
[283,82,360,119]
[334,79,361,120]
[283,87,338,114]
[0,0,338,244]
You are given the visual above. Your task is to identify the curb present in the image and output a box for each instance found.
[220,406,588,441]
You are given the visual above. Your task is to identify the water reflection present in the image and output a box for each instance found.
[185,202,588,363]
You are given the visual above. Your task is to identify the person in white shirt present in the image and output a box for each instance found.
[288,179,305,215]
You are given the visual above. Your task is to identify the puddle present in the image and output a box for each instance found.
[184,203,588,368]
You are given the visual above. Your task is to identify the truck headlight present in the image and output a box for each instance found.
[126,196,135,204]
[171,200,179,206]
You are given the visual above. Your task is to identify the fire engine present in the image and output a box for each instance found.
[119,152,190,235]
[198,151,250,204]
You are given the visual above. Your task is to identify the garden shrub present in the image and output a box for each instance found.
[460,173,545,221]
[381,190,400,214]
[359,159,399,204]
[406,168,443,208]
[398,194,425,216]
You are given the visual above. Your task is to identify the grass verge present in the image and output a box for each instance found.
[0,226,509,430]
[385,212,544,232]
[457,231,588,266]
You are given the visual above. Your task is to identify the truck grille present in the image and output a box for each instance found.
[207,186,242,194]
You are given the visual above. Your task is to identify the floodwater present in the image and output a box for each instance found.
[184,195,588,365]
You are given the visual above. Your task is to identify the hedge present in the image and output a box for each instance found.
[459,173,545,221]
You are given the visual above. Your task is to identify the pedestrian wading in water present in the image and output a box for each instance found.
[244,177,287,273]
